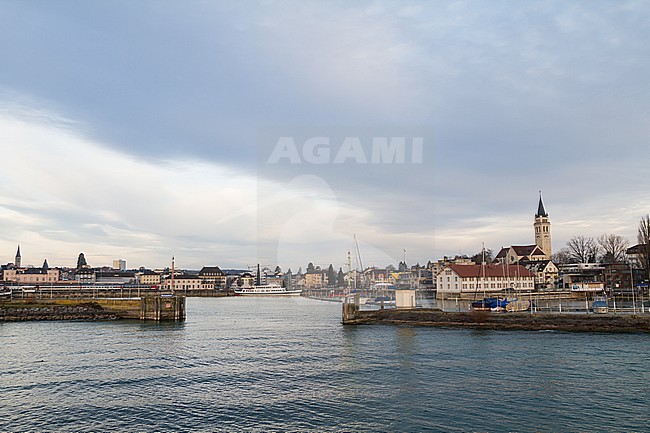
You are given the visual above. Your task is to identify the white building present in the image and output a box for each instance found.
[436,264,535,299]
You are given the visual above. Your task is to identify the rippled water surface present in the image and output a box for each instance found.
[1,297,649,432]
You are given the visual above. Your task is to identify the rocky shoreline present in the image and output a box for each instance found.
[342,308,650,333]
[1,302,119,321]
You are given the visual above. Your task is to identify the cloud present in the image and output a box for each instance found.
[1,1,650,270]
[0,103,262,268]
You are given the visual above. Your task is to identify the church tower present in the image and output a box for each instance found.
[534,194,551,259]
[15,245,21,268]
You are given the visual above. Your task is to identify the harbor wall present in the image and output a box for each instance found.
[342,306,650,333]
[0,296,185,322]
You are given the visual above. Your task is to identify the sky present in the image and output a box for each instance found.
[1,0,649,271]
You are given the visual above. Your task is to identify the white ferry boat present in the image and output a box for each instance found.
[234,284,302,297]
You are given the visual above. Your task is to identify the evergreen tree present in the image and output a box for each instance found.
[307,262,315,273]
[327,264,336,286]
[337,268,346,288]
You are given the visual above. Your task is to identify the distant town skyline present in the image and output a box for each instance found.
[1,1,649,270]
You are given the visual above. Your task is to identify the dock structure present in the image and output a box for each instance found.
[342,306,650,333]
[1,295,186,322]
[140,295,185,321]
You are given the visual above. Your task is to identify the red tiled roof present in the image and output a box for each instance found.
[448,264,534,278]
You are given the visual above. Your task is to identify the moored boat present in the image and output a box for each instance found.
[234,284,302,296]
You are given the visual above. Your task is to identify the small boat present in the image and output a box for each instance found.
[471,299,492,311]
[234,284,302,296]
[471,297,512,312]
[592,296,608,314]
[366,296,395,306]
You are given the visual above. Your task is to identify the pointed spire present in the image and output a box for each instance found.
[42,259,49,270]
[536,191,548,217]
[15,245,21,267]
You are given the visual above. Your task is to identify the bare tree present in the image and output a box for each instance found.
[566,235,600,263]
[551,247,572,264]
[636,214,650,281]
[597,233,629,264]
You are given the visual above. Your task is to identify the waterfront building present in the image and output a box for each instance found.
[520,259,558,290]
[3,267,60,284]
[223,270,255,288]
[74,268,96,284]
[162,274,201,291]
[113,259,127,271]
[138,270,162,286]
[198,266,227,289]
[95,271,136,285]
[305,271,326,289]
[601,262,636,293]
[436,263,535,299]
[557,263,605,292]
[495,245,547,264]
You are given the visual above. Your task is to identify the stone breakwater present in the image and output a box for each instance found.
[0,302,119,321]
[342,307,650,333]
[1,297,185,322]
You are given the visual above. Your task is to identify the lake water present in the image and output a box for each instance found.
[1,297,648,432]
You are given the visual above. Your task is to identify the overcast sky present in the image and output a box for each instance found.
[1,1,649,271]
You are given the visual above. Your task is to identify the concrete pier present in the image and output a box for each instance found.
[1,295,186,322]
[342,306,650,333]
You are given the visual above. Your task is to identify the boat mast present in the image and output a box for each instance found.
[482,243,486,299]
[354,234,364,290]
[347,250,351,302]
[171,256,175,292]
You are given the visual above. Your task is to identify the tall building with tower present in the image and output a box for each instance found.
[15,245,21,268]
[534,193,552,260]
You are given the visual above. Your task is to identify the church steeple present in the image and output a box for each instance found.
[534,193,551,259]
[536,192,548,218]
[15,245,22,268]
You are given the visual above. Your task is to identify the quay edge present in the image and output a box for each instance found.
[342,305,650,333]
[1,296,185,322]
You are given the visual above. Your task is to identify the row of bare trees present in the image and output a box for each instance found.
[552,234,630,264]
[552,215,650,281]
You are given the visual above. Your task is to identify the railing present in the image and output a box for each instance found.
[1,285,233,300]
